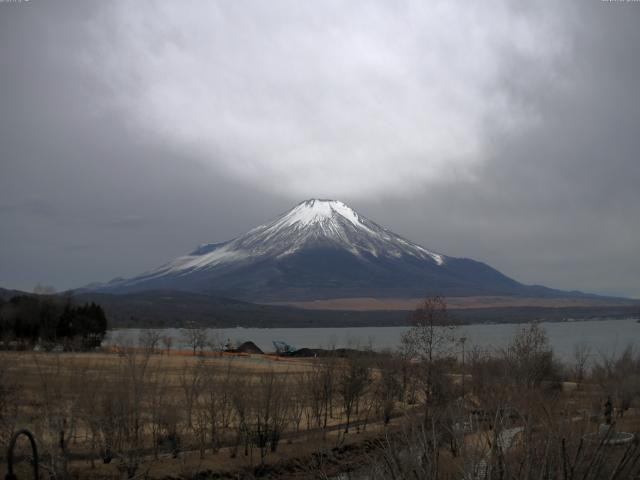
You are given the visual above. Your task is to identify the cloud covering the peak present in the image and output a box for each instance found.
[82,0,570,198]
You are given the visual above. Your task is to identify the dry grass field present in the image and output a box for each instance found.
[0,349,417,479]
[3,319,640,479]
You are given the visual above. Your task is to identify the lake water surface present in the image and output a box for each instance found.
[107,317,640,360]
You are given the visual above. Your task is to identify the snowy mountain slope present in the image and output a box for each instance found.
[94,199,573,301]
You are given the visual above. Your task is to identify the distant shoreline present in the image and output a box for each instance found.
[265,295,639,311]
[105,317,640,359]
[106,312,640,330]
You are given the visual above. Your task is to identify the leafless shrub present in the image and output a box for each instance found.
[373,355,403,425]
[179,359,205,431]
[33,354,81,479]
[592,344,640,418]
[573,341,592,387]
[502,322,559,391]
[0,357,19,451]
[199,359,235,454]
[138,329,161,354]
[401,296,458,418]
[181,325,208,356]
[364,406,640,480]
[161,335,173,355]
[93,349,152,478]
[338,354,371,433]
[206,330,225,354]
[251,369,290,462]
[306,356,337,431]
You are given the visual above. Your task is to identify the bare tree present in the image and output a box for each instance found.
[33,355,121,478]
[401,296,457,416]
[93,349,152,479]
[76,359,111,469]
[201,359,234,454]
[504,322,557,390]
[374,354,402,425]
[572,341,591,388]
[592,344,640,418]
[251,369,290,462]
[193,358,236,459]
[289,373,307,433]
[0,357,19,459]
[467,345,510,408]
[206,330,225,354]
[304,364,325,430]
[305,355,337,431]
[366,408,640,480]
[230,374,250,459]
[182,326,208,356]
[33,354,76,479]
[155,401,181,459]
[147,363,169,460]
[139,329,161,354]
[338,354,371,433]
[179,359,205,430]
[161,335,173,355]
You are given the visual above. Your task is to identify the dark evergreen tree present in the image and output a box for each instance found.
[0,295,108,350]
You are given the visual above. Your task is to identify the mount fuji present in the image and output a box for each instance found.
[92,199,582,302]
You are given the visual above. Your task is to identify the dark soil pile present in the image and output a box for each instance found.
[234,341,264,354]
[288,347,382,358]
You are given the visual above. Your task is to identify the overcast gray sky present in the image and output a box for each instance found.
[1,0,639,298]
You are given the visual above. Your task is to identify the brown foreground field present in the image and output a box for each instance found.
[3,318,640,479]
[0,349,420,479]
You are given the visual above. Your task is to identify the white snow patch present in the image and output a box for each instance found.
[414,245,445,265]
[271,199,375,235]
[162,245,249,273]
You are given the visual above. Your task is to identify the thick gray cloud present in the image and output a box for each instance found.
[0,0,638,298]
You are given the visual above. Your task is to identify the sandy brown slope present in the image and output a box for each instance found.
[265,295,639,311]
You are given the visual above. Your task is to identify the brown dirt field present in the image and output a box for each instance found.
[4,350,639,479]
[2,350,314,380]
[0,350,411,479]
[265,295,637,311]
[3,426,389,480]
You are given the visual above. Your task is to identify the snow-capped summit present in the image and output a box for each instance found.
[270,199,367,229]
[263,199,383,240]
[95,199,552,301]
[136,199,445,278]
